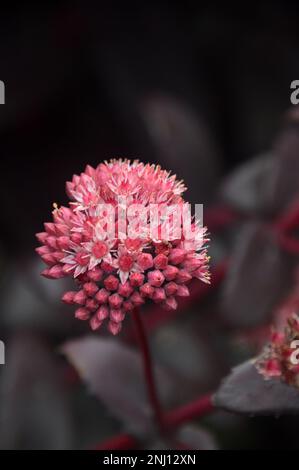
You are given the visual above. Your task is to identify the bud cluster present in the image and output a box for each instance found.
[256,313,299,388]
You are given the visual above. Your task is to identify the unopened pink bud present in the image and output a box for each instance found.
[177,285,190,297]
[44,222,56,235]
[73,290,87,305]
[55,224,69,236]
[147,270,165,287]
[164,282,178,296]
[57,236,71,250]
[123,300,134,312]
[137,253,154,271]
[45,236,57,250]
[152,288,166,303]
[154,254,168,270]
[90,315,103,331]
[163,265,179,281]
[118,281,133,298]
[101,261,114,273]
[61,291,76,304]
[96,305,109,320]
[182,258,203,271]
[66,181,74,197]
[85,164,95,177]
[70,233,83,244]
[176,269,192,283]
[129,272,145,287]
[47,265,65,279]
[36,245,51,256]
[168,248,186,265]
[41,268,51,278]
[81,173,91,186]
[163,296,178,310]
[95,288,109,304]
[140,283,155,297]
[60,206,72,221]
[130,292,145,306]
[109,293,123,309]
[36,232,48,244]
[75,307,90,320]
[52,251,65,262]
[108,320,122,335]
[41,253,56,266]
[62,263,73,275]
[83,282,99,297]
[104,275,119,291]
[73,174,80,184]
[87,267,103,282]
[110,308,125,323]
[264,359,282,377]
[271,331,285,346]
[85,298,99,312]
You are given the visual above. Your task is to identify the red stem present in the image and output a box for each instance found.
[277,233,299,255]
[94,434,137,450]
[131,307,166,434]
[95,392,215,450]
[164,393,214,428]
[274,198,299,232]
[269,198,299,255]
[204,205,239,231]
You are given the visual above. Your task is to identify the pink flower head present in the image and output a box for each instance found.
[36,159,210,334]
[256,313,299,388]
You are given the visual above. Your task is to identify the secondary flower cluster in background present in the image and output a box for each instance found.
[256,313,299,388]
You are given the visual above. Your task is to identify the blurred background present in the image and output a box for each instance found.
[1,1,299,450]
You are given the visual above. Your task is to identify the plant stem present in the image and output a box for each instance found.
[94,392,215,450]
[164,393,214,428]
[131,307,165,434]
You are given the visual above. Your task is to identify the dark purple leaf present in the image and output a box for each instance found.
[0,259,77,333]
[221,222,294,328]
[141,95,220,203]
[220,153,273,214]
[61,336,175,434]
[0,333,73,449]
[214,360,299,415]
[175,424,218,450]
[266,109,299,214]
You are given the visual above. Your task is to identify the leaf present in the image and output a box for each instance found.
[61,336,176,435]
[221,222,295,328]
[0,333,73,449]
[141,95,220,202]
[175,424,218,450]
[214,360,299,415]
[151,322,226,396]
[220,153,274,213]
[266,110,299,214]
[0,259,76,332]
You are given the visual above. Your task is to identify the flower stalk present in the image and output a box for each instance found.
[131,307,166,435]
[94,392,215,450]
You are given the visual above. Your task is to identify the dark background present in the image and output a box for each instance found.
[0,1,299,450]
